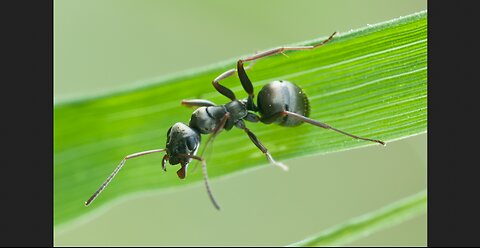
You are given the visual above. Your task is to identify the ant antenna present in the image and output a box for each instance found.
[85,148,166,206]
[191,113,230,173]
[179,154,221,210]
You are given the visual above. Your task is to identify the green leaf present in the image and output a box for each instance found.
[288,190,427,247]
[54,11,427,227]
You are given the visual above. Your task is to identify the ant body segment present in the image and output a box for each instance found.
[85,32,385,210]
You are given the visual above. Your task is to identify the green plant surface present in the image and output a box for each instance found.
[54,11,427,228]
[288,190,427,246]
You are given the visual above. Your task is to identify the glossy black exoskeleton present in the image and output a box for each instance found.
[85,32,385,210]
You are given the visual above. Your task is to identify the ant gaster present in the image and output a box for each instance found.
[85,32,385,210]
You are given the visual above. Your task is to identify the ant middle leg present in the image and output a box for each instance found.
[236,60,257,111]
[244,112,260,123]
[212,69,237,101]
[213,32,336,102]
[235,32,337,111]
[235,120,289,171]
[212,61,257,101]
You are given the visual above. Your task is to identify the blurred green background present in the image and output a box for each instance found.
[54,0,427,246]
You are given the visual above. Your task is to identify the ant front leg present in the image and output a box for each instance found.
[181,99,216,108]
[235,120,289,171]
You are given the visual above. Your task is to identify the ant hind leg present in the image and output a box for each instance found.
[282,110,386,146]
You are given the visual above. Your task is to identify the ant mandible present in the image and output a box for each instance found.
[85,32,385,210]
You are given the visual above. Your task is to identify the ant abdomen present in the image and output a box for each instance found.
[257,80,310,126]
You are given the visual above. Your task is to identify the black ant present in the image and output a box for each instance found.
[85,32,385,210]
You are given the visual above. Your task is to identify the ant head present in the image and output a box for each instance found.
[165,122,201,179]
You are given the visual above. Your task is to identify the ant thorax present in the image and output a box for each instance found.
[189,100,249,134]
[189,106,226,134]
[224,100,248,122]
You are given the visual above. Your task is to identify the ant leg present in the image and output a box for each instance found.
[212,59,257,101]
[282,111,386,146]
[236,32,337,110]
[85,148,167,206]
[181,99,216,108]
[201,112,230,156]
[213,32,336,104]
[213,69,237,100]
[236,120,289,171]
[237,60,257,111]
[244,112,260,123]
[191,113,230,173]
[239,32,337,63]
[180,154,221,210]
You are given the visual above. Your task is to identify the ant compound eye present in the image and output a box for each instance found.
[186,136,197,151]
